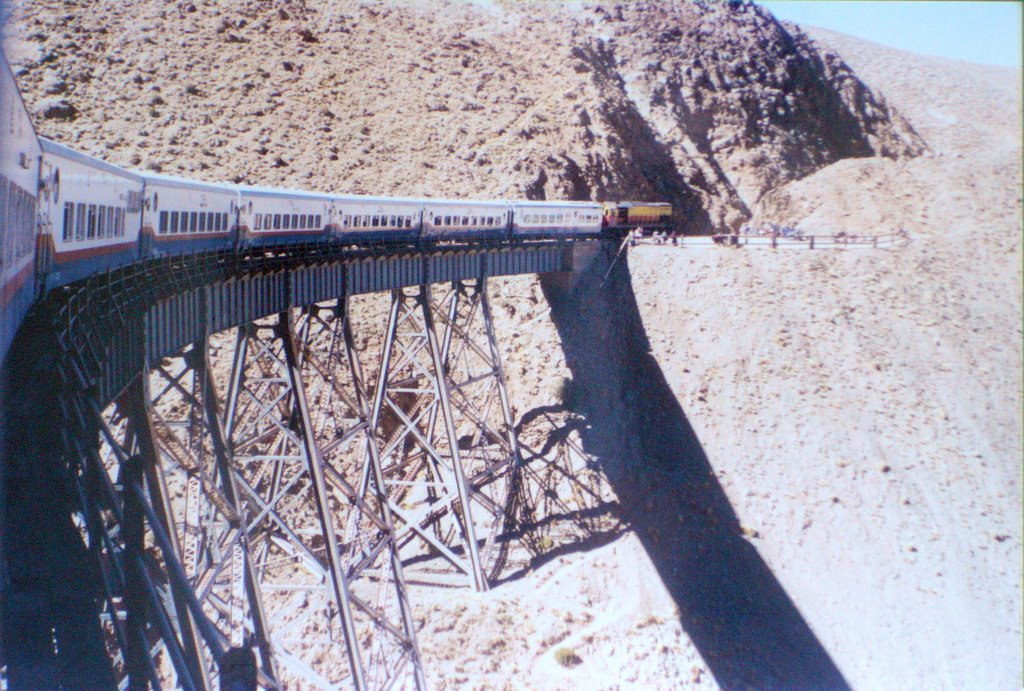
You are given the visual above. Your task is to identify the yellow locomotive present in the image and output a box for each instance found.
[601,201,673,232]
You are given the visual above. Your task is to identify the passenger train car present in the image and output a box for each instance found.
[144,172,239,256]
[38,138,144,288]
[1,55,42,360]
[0,50,672,368]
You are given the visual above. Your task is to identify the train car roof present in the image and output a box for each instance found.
[508,200,602,208]
[607,201,672,208]
[421,198,511,207]
[39,137,144,182]
[332,193,425,205]
[141,170,238,192]
[235,184,336,201]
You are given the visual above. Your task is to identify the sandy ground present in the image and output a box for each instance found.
[414,28,1023,691]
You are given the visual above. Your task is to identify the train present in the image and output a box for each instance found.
[33,137,610,291]
[601,201,674,231]
[1,51,669,365]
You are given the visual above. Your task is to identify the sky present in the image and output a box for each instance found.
[759,1,1022,68]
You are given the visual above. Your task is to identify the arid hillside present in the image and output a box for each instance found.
[3,1,1021,689]
[5,0,923,233]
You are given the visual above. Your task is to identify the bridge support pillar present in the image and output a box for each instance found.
[369,280,522,591]
[219,304,425,690]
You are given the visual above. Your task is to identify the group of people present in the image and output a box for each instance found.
[738,222,805,239]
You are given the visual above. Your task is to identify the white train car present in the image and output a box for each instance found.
[238,186,335,247]
[510,200,603,238]
[422,199,511,241]
[0,53,42,362]
[37,138,143,289]
[142,173,239,256]
[336,195,422,243]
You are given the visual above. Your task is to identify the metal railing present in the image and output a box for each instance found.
[631,229,911,249]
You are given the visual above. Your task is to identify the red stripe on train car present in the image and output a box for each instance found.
[53,241,138,262]
[0,261,34,308]
[152,232,232,241]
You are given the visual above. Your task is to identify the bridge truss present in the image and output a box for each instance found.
[1,242,603,690]
[67,282,525,689]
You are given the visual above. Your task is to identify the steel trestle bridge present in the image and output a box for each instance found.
[1,238,602,690]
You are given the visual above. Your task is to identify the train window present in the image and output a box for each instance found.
[98,207,107,238]
[354,216,361,227]
[223,213,229,231]
[442,216,449,226]
[116,208,123,237]
[159,211,168,234]
[291,214,299,229]
[63,203,74,241]
[282,214,290,230]
[273,214,281,230]
[197,213,206,232]
[371,216,378,227]
[85,205,96,239]
[188,212,197,233]
[214,213,221,232]
[315,215,321,228]
[363,215,370,227]
[406,216,412,228]
[254,213,262,231]
[168,211,176,233]
[344,215,350,227]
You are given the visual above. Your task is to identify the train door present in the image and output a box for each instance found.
[34,161,57,284]
[139,187,155,257]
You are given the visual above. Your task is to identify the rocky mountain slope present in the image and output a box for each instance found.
[6,0,923,233]
[3,1,1021,689]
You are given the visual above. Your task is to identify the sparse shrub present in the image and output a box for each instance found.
[554,376,577,408]
[554,647,582,668]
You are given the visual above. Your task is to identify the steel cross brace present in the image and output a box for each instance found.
[367,280,523,591]
[220,305,425,691]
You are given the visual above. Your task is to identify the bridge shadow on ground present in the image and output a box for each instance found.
[533,246,849,690]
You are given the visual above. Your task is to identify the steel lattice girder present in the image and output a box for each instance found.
[51,274,531,688]
[220,305,425,691]
[367,281,522,590]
